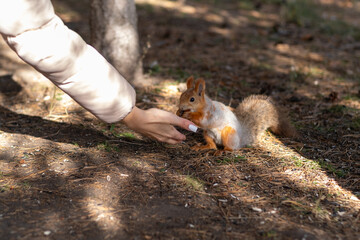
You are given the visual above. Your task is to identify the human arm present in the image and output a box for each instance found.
[0,0,197,144]
[0,0,135,123]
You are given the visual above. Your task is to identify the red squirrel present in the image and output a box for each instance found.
[176,76,297,151]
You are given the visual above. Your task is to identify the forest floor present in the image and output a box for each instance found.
[0,0,359,239]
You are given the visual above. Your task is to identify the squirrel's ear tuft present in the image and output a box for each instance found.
[186,76,195,89]
[195,78,205,97]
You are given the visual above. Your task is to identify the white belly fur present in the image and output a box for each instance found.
[200,100,243,149]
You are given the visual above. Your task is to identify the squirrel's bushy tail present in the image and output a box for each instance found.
[235,95,297,146]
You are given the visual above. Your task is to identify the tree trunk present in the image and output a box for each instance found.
[90,0,143,85]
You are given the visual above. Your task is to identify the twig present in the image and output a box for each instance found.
[217,201,230,223]
[342,134,360,138]
[81,161,116,170]
[40,129,61,138]
[150,173,163,197]
[107,139,146,146]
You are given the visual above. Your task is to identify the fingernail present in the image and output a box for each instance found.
[189,124,198,133]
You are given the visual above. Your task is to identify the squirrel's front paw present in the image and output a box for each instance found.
[191,144,217,151]
[191,145,204,151]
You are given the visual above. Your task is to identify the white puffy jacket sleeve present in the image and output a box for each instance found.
[0,0,136,123]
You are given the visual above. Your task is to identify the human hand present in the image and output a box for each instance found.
[122,107,198,144]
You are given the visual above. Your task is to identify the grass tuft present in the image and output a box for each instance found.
[184,175,204,191]
[318,159,347,178]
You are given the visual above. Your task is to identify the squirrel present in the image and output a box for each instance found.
[176,76,297,151]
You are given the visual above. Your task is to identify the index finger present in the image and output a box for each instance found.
[151,108,198,133]
[168,113,198,133]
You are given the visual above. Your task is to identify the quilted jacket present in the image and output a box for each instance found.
[0,0,136,123]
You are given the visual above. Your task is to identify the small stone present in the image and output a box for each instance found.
[350,195,359,201]
[149,60,158,68]
[338,211,346,217]
[43,230,51,236]
[252,207,262,212]
[230,194,237,199]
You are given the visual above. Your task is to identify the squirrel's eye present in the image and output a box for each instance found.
[190,97,195,102]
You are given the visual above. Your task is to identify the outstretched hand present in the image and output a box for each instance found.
[122,107,198,144]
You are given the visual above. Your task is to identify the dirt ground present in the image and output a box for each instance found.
[0,0,359,239]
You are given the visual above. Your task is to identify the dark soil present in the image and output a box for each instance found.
[0,0,359,239]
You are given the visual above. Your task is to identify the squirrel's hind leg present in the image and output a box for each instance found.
[221,126,239,151]
[212,127,238,156]
[192,132,217,151]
